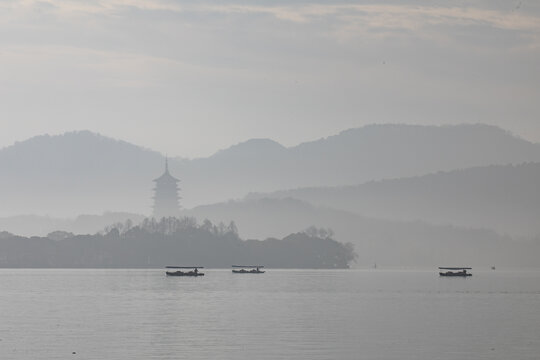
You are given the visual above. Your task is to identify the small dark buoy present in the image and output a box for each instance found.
[72,352,76,355]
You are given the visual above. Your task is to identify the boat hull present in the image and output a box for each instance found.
[439,272,472,277]
[166,271,204,277]
[232,270,265,274]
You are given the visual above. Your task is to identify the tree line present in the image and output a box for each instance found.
[0,217,356,268]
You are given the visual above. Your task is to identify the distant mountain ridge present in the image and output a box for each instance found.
[247,162,540,237]
[0,130,164,216]
[210,138,286,159]
[2,124,540,217]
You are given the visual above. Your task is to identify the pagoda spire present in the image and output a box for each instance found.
[152,157,181,219]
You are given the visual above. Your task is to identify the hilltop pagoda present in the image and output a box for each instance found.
[152,158,181,219]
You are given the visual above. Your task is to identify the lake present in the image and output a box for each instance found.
[1,268,539,359]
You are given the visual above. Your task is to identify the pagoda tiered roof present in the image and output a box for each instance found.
[153,158,179,183]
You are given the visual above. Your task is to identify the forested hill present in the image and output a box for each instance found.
[2,124,540,216]
[0,217,356,269]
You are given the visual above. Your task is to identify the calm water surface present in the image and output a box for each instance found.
[1,269,539,360]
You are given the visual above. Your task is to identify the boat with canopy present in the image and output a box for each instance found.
[166,266,205,276]
[439,267,472,277]
[232,265,265,274]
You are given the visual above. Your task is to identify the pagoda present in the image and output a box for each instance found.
[152,158,181,219]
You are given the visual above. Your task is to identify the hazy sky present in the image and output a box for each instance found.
[1,0,539,158]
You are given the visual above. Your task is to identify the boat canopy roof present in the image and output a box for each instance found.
[166,266,204,269]
[438,267,472,270]
[232,265,264,268]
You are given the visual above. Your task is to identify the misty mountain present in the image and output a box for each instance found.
[247,162,540,237]
[178,123,540,210]
[0,131,164,216]
[182,198,540,268]
[2,124,540,216]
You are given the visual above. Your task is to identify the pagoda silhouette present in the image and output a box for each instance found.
[152,158,181,219]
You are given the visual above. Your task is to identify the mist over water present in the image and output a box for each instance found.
[1,269,539,360]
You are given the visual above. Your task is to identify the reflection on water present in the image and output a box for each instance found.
[1,269,539,360]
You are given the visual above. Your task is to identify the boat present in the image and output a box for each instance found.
[439,267,472,277]
[165,266,205,276]
[232,265,265,274]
